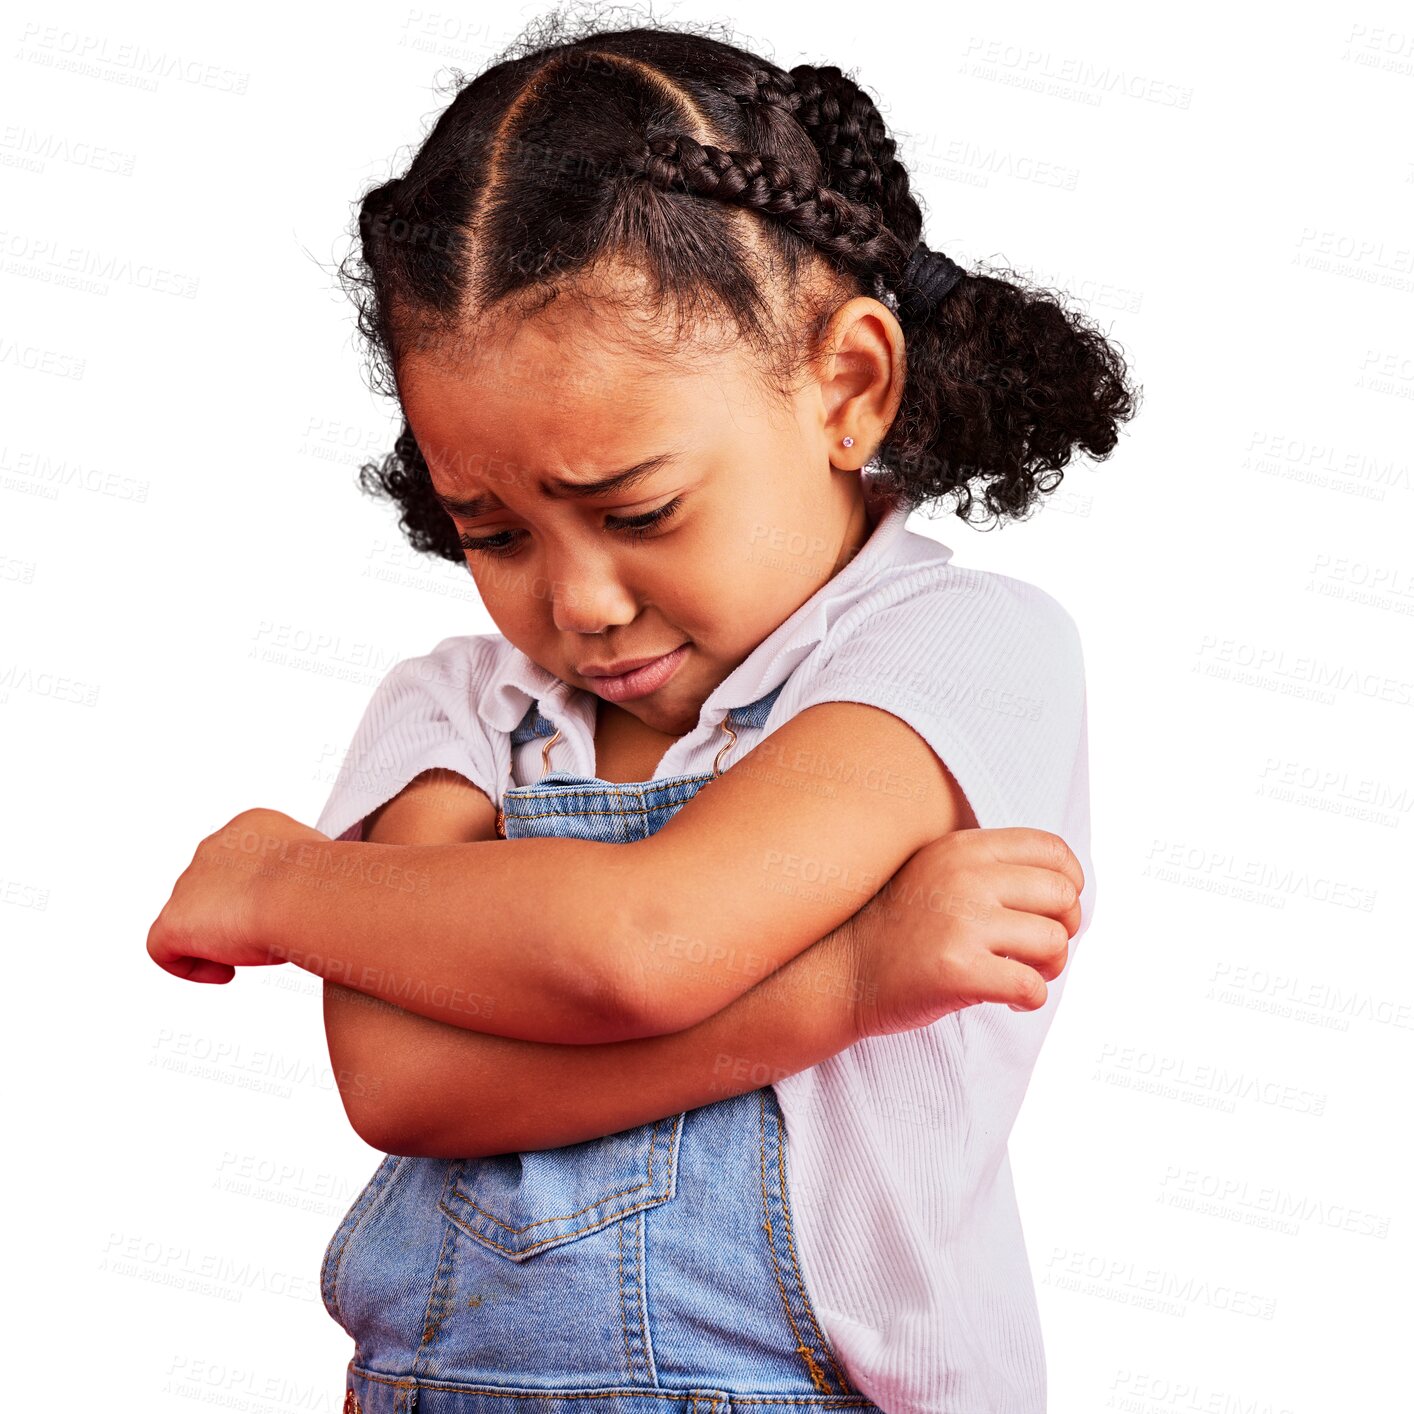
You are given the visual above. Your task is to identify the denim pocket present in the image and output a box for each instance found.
[320,1153,403,1331]
[436,1112,683,1262]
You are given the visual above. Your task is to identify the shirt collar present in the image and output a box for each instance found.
[477,476,924,734]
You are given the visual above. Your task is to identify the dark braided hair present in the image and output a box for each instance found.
[340,10,1140,563]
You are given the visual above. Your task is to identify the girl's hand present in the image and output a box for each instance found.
[847,827,1084,1038]
[146,808,332,984]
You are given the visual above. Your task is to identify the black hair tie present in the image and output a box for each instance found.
[896,241,966,324]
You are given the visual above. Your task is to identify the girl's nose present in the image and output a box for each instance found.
[548,562,638,637]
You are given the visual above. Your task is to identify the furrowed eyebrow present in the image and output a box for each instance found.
[430,452,679,520]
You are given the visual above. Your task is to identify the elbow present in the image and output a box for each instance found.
[366,1122,477,1160]
[336,1071,408,1155]
[561,897,662,1042]
[350,1109,403,1155]
[332,1048,502,1159]
[584,925,691,1042]
[622,976,722,1039]
[340,1084,479,1159]
[358,1103,506,1161]
[323,986,504,1156]
[603,940,732,1042]
[572,965,667,1043]
[328,1036,424,1155]
[604,880,743,1040]
[647,980,739,1037]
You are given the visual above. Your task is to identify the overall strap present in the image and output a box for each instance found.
[497,679,790,839]
[509,702,561,748]
[707,678,788,775]
[509,679,790,777]
[730,678,788,730]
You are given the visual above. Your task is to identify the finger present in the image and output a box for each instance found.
[972,954,1050,1013]
[986,864,1081,927]
[975,828,1084,896]
[988,907,1070,981]
[157,954,234,984]
[187,958,233,983]
[937,942,1049,1013]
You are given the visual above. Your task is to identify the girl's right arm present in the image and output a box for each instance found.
[327,919,862,1157]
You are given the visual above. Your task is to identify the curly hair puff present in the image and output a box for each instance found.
[337,7,1141,562]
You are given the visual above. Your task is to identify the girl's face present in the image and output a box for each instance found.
[396,295,891,738]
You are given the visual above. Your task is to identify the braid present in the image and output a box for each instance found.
[343,21,1140,546]
[731,64,940,320]
[746,64,922,252]
[633,132,910,285]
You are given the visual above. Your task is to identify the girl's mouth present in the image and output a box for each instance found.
[582,643,689,702]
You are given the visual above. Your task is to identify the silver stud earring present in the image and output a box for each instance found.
[842,436,854,447]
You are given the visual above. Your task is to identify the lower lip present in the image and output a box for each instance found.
[585,644,689,702]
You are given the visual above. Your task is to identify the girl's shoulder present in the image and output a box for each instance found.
[373,629,548,721]
[776,551,1090,839]
[401,629,514,684]
[821,553,1086,683]
[314,631,514,842]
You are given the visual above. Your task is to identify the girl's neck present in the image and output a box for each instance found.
[840,478,882,570]
[591,697,682,783]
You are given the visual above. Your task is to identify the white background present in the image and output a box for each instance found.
[5,2,1410,1410]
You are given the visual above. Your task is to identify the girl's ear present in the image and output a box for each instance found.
[818,296,907,468]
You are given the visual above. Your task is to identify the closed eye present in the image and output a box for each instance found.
[458,495,684,557]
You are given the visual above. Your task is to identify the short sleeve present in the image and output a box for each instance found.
[314,634,503,843]
[789,568,1094,1079]
[789,570,1089,841]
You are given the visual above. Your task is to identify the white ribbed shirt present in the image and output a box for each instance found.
[316,480,1094,1414]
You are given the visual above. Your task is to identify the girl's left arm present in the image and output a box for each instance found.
[148,700,974,1046]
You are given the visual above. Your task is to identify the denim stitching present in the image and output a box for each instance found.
[413,1198,461,1364]
[442,1194,676,1259]
[617,1212,636,1380]
[502,789,716,826]
[349,1367,876,1405]
[447,1117,670,1236]
[322,1155,403,1330]
[772,1101,855,1394]
[623,1210,655,1382]
[504,773,716,802]
[500,803,698,826]
[756,1090,835,1393]
[633,1207,656,1382]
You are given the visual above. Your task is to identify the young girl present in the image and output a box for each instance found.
[147,17,1135,1414]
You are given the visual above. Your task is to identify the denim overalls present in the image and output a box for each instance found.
[322,681,876,1414]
